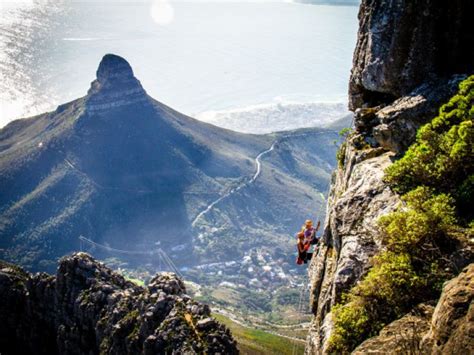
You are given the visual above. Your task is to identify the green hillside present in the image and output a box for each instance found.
[213,313,306,355]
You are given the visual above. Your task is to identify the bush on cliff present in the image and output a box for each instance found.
[327,188,459,353]
[385,75,474,222]
[327,76,473,353]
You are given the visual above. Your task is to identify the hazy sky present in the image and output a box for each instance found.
[0,0,358,130]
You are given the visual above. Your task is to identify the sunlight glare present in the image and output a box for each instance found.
[150,0,174,26]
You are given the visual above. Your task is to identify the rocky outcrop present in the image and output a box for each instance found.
[421,264,474,354]
[86,54,148,112]
[306,141,400,354]
[360,76,464,153]
[0,253,237,355]
[352,264,474,354]
[306,0,473,353]
[349,0,473,111]
[353,303,435,354]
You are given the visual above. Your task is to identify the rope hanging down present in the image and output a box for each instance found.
[79,235,183,278]
[290,163,333,355]
[291,272,312,355]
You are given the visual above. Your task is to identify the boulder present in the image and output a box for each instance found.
[353,303,435,354]
[421,264,474,354]
[351,265,474,354]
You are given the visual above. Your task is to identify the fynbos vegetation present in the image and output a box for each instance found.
[328,76,474,353]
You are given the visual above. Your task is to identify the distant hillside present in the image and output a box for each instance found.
[0,54,268,270]
[0,54,348,280]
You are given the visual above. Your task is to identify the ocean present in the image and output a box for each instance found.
[0,1,358,133]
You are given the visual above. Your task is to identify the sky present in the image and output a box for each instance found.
[0,0,359,130]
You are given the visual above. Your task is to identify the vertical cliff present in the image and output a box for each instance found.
[306,1,473,353]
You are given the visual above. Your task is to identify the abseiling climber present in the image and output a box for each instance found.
[296,219,321,265]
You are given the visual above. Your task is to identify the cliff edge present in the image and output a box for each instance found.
[306,0,473,353]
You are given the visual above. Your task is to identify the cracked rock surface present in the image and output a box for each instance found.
[305,1,473,353]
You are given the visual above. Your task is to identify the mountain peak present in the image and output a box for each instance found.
[86,54,148,112]
[96,54,134,84]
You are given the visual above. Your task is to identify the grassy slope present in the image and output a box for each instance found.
[213,313,305,355]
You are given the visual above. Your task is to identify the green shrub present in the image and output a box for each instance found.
[336,128,353,168]
[328,301,372,353]
[379,187,456,254]
[385,75,474,221]
[339,127,352,137]
[327,188,458,353]
[328,76,474,353]
[336,141,347,168]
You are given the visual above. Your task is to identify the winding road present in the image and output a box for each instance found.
[191,130,336,229]
[191,140,278,228]
[250,140,277,183]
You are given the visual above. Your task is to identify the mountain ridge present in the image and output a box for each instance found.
[0,252,238,354]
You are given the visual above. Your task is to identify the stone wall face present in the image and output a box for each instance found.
[305,0,473,353]
[349,0,474,111]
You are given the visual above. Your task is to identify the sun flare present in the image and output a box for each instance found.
[150,0,174,26]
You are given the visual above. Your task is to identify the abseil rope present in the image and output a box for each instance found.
[79,235,182,278]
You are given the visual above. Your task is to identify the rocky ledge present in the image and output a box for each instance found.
[0,253,237,355]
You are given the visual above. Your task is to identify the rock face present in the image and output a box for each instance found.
[86,54,148,112]
[421,264,474,354]
[306,0,473,353]
[306,139,401,354]
[368,76,464,153]
[352,264,474,354]
[349,0,474,110]
[0,253,238,354]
